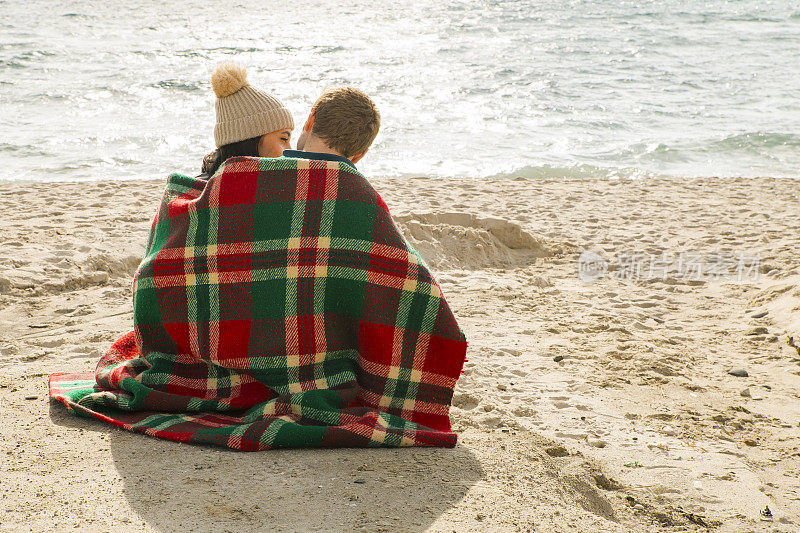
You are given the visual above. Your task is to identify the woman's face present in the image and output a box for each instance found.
[258,129,292,158]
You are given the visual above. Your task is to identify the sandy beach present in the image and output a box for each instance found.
[1,175,798,532]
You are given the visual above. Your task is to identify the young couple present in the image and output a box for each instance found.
[199,62,379,178]
[49,61,468,451]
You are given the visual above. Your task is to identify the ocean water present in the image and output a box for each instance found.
[1,0,799,182]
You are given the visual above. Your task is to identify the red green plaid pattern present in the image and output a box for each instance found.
[49,156,467,450]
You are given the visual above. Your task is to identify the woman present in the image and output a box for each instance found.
[200,62,294,177]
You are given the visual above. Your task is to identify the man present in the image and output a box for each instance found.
[284,87,380,168]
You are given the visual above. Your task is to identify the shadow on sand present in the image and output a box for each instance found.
[50,403,483,532]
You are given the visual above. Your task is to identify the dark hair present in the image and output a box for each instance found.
[200,136,262,176]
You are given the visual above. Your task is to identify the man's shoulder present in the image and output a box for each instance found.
[216,156,365,181]
[281,150,358,171]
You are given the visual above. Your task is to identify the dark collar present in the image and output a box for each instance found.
[282,150,356,169]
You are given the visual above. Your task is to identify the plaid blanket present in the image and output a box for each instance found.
[49,156,467,450]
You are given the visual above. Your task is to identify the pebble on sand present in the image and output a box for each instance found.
[740,387,766,400]
[727,368,749,377]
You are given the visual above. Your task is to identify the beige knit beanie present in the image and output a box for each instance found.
[211,62,294,147]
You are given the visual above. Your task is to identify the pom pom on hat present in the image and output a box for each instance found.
[211,62,249,98]
[211,61,295,147]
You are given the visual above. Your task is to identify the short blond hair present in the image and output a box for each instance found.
[311,87,380,159]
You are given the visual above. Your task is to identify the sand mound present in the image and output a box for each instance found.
[393,212,555,270]
[748,275,800,342]
[0,248,142,296]
[85,252,142,278]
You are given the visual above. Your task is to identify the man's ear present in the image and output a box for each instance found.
[349,148,368,164]
[303,110,315,132]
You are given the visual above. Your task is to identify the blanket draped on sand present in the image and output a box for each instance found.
[49,156,467,451]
